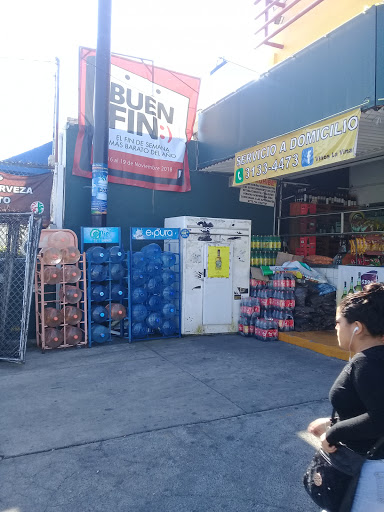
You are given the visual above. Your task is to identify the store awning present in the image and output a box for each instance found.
[199,107,384,181]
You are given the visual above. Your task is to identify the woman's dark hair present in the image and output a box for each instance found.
[339,283,384,337]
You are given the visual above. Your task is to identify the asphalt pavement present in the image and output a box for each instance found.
[0,334,345,512]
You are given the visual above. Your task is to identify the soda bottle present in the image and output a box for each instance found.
[106,303,126,320]
[132,304,148,322]
[132,269,146,286]
[161,269,175,286]
[111,283,126,301]
[162,302,176,319]
[86,246,109,264]
[238,314,244,335]
[110,263,125,280]
[132,322,147,339]
[61,286,82,304]
[147,277,162,295]
[161,320,177,336]
[91,305,108,323]
[284,313,294,332]
[62,246,80,264]
[44,327,64,348]
[44,307,63,327]
[91,284,108,302]
[146,312,162,331]
[62,265,81,284]
[146,258,163,276]
[64,306,82,325]
[90,264,108,282]
[43,266,61,284]
[65,326,83,345]
[49,231,72,249]
[42,248,62,265]
[243,315,250,337]
[142,243,162,259]
[161,252,176,268]
[109,246,125,263]
[162,285,176,301]
[91,324,109,343]
[132,287,148,304]
[146,295,162,311]
[132,251,147,269]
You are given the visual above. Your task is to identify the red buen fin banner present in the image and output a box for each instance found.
[73,48,200,192]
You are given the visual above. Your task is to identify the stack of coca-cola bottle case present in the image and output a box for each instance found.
[238,273,295,341]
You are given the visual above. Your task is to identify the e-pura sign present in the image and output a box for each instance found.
[233,108,361,185]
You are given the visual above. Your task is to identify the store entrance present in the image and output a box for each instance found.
[274,163,384,357]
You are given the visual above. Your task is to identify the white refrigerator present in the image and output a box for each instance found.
[164,216,251,335]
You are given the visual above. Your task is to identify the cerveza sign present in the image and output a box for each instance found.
[233,108,361,185]
[131,227,179,240]
[0,171,53,225]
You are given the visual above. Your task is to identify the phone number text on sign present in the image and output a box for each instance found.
[241,154,299,181]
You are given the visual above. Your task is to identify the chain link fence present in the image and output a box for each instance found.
[0,213,42,363]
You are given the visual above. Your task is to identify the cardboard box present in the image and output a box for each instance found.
[275,251,303,265]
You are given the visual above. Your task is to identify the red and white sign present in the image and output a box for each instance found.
[73,48,200,192]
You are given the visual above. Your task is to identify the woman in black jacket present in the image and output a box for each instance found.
[307,282,384,511]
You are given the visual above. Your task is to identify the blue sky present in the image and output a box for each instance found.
[0,0,265,160]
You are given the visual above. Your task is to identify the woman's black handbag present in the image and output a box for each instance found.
[303,413,384,512]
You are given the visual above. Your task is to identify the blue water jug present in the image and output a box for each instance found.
[161,319,178,336]
[132,251,147,269]
[162,302,176,319]
[91,284,109,302]
[110,263,125,280]
[132,287,148,304]
[142,243,162,259]
[91,324,110,343]
[90,264,108,282]
[146,258,163,276]
[162,286,176,301]
[146,312,162,330]
[161,251,176,268]
[161,269,176,286]
[132,269,146,286]
[132,304,148,323]
[91,305,109,323]
[132,322,147,339]
[146,295,162,311]
[111,283,126,301]
[147,277,162,295]
[110,246,125,263]
[86,246,110,264]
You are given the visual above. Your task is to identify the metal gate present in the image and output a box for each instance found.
[0,213,42,363]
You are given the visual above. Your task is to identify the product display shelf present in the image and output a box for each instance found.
[85,252,130,346]
[129,227,182,342]
[35,254,88,352]
[81,227,130,347]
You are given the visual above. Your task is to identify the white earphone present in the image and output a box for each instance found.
[353,327,359,334]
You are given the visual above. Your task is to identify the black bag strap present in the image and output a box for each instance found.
[331,408,384,459]
[367,436,384,459]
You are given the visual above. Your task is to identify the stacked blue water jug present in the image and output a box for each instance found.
[86,245,127,344]
[131,243,178,339]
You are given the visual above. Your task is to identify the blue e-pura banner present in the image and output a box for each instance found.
[131,227,179,240]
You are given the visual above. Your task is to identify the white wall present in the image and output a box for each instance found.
[350,160,384,206]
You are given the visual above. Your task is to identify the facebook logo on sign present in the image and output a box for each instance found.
[302,147,314,167]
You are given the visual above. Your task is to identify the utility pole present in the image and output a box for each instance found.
[91,0,112,227]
